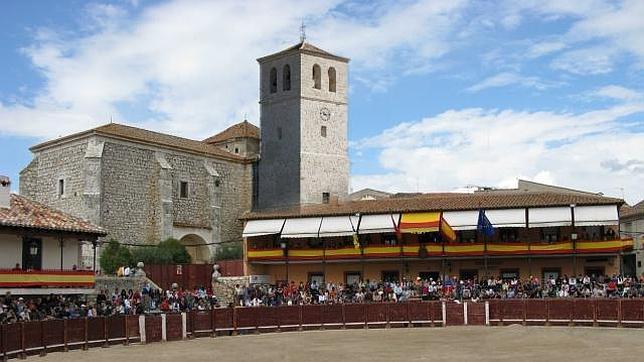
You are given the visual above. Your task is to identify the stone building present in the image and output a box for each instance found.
[20,122,257,267]
[621,200,644,276]
[256,42,350,210]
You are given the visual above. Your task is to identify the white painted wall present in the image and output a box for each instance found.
[0,233,81,270]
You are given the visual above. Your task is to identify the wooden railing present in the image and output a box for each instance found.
[3,299,644,359]
[247,239,634,262]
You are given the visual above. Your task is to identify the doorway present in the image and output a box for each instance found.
[381,270,400,283]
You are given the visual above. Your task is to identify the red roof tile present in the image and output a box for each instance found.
[203,120,259,144]
[0,194,106,235]
[244,191,623,220]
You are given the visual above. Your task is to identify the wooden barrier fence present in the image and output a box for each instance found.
[2,299,644,360]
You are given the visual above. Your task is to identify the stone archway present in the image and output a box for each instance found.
[179,234,211,264]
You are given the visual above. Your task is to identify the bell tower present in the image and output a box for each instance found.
[256,42,350,210]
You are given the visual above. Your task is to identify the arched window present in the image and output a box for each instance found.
[312,64,321,89]
[328,67,336,92]
[269,67,277,93]
[282,64,291,91]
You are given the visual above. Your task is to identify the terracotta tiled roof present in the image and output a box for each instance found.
[244,191,623,220]
[31,123,251,163]
[257,41,349,63]
[621,200,644,220]
[0,194,106,235]
[203,120,259,144]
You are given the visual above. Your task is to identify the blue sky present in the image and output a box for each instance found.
[1,0,643,203]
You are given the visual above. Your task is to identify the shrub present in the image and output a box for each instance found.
[99,239,132,275]
[130,238,192,265]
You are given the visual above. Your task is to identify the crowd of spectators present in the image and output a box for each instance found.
[2,274,644,323]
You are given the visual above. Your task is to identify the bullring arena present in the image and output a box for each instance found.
[3,299,644,361]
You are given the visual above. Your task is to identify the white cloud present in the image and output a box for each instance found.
[0,0,469,140]
[591,85,643,101]
[465,72,560,93]
[526,41,566,58]
[352,103,644,204]
[551,47,618,75]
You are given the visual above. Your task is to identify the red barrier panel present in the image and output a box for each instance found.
[192,311,212,332]
[571,299,595,324]
[323,304,344,326]
[301,304,323,327]
[344,304,366,326]
[0,324,3,356]
[501,300,525,322]
[429,302,443,324]
[257,306,280,329]
[214,308,234,331]
[66,319,86,346]
[467,302,486,325]
[166,314,183,341]
[595,299,619,324]
[547,299,573,323]
[2,323,20,356]
[107,315,126,342]
[387,303,409,324]
[275,306,301,328]
[445,302,464,326]
[126,316,140,341]
[87,318,106,343]
[488,300,503,323]
[620,299,644,324]
[42,319,65,348]
[408,302,430,323]
[22,321,41,353]
[145,315,163,343]
[236,307,260,330]
[525,300,547,323]
[366,303,388,325]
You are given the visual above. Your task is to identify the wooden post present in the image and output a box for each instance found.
[124,315,129,345]
[593,300,598,327]
[298,305,303,331]
[545,300,551,326]
[63,319,69,352]
[40,321,46,356]
[522,300,527,326]
[618,299,623,328]
[341,304,346,329]
[19,323,25,360]
[211,309,216,338]
[103,317,109,347]
[232,307,238,336]
[84,318,89,350]
[1,323,7,362]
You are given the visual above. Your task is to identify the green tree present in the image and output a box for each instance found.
[99,239,132,275]
[129,238,191,265]
[214,242,242,261]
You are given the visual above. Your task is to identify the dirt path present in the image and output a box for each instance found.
[37,326,644,361]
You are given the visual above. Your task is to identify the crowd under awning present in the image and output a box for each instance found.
[243,205,619,239]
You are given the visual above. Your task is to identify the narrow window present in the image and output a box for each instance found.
[321,126,327,138]
[180,181,189,198]
[328,67,336,92]
[269,67,277,93]
[282,64,291,91]
[234,147,239,154]
[277,127,283,140]
[322,192,330,204]
[57,179,65,197]
[312,64,321,89]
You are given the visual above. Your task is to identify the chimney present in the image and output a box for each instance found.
[0,176,10,209]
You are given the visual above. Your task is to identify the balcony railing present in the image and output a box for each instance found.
[247,238,634,262]
[0,269,95,288]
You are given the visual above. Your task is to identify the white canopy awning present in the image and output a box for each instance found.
[357,214,399,234]
[281,217,323,238]
[319,216,360,237]
[528,207,572,227]
[443,211,479,230]
[574,205,619,226]
[242,219,285,238]
[485,209,526,228]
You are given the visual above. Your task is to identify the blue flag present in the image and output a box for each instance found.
[477,209,495,237]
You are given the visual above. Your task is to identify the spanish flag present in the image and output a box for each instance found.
[399,212,440,233]
[440,212,456,242]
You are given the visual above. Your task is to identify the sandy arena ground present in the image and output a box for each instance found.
[37,326,644,361]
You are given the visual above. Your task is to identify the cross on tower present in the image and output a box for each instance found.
[300,21,306,43]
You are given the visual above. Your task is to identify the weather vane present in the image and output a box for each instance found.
[300,21,306,43]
